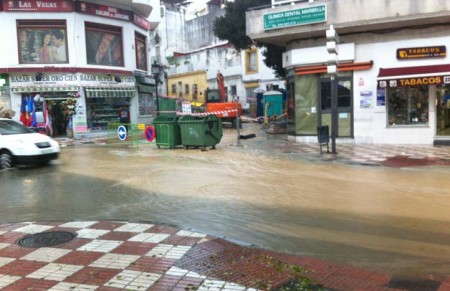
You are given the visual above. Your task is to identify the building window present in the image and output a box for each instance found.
[230,85,237,96]
[138,93,154,116]
[171,84,176,94]
[185,84,190,94]
[245,48,258,74]
[387,86,429,126]
[193,84,198,100]
[85,22,123,66]
[17,20,68,64]
[135,32,147,71]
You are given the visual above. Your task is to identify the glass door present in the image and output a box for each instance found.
[436,85,450,136]
[318,75,353,137]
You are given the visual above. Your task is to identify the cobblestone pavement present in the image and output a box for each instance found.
[0,221,449,291]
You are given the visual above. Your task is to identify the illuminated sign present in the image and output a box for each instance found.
[397,46,446,60]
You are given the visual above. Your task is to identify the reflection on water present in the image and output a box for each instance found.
[1,142,450,278]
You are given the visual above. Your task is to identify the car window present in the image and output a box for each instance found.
[0,120,33,135]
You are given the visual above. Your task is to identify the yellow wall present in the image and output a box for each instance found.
[167,70,208,104]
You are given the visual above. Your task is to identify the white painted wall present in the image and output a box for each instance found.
[0,12,149,71]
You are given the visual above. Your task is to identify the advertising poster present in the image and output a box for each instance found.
[377,89,386,106]
[18,28,68,64]
[360,90,373,108]
[86,30,123,66]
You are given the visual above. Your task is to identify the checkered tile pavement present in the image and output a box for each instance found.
[1,221,448,290]
[0,221,259,291]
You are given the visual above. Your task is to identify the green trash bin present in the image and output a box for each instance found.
[158,97,177,117]
[153,115,182,149]
[178,114,223,150]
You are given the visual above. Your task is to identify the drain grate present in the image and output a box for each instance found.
[18,231,76,248]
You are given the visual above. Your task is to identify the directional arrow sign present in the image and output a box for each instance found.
[117,125,127,141]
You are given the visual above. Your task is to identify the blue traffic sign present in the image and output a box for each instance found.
[117,125,127,141]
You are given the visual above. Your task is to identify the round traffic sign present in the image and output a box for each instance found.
[117,125,127,141]
[145,126,155,142]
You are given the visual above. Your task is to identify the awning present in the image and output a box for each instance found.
[244,82,259,88]
[11,86,79,93]
[191,102,203,107]
[377,64,450,88]
[295,61,373,76]
[85,87,135,98]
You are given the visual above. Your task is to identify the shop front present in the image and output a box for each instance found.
[9,73,80,137]
[80,74,136,132]
[8,73,136,137]
[135,75,156,125]
[377,64,450,145]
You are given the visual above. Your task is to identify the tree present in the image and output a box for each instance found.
[213,0,286,79]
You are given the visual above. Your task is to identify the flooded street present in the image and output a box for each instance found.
[1,133,450,279]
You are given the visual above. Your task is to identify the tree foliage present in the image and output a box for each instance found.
[213,0,286,79]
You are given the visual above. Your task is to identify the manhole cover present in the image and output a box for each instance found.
[18,231,76,248]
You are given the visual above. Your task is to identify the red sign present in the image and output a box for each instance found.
[145,126,155,142]
[3,0,74,12]
[133,13,150,31]
[77,1,131,21]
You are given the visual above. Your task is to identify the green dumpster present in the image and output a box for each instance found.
[153,115,182,149]
[178,114,223,150]
[158,97,177,117]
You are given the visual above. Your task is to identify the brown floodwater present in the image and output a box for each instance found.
[1,137,449,278]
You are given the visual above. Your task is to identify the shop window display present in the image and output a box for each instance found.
[138,93,155,116]
[387,86,429,126]
[87,98,129,130]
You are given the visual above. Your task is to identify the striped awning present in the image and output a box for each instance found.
[11,86,79,93]
[85,87,135,98]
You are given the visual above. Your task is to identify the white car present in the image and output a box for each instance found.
[0,118,60,169]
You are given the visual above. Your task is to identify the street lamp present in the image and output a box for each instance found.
[151,60,163,116]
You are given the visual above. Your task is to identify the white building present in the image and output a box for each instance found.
[0,0,157,138]
[246,0,450,145]
[152,0,285,113]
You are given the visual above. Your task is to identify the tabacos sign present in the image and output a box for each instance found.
[378,76,450,88]
[397,46,446,60]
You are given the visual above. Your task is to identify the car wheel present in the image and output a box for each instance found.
[0,150,14,169]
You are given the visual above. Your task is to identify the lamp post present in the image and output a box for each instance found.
[151,60,163,116]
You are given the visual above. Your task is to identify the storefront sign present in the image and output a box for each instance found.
[397,46,446,60]
[77,1,131,21]
[2,0,74,12]
[378,75,450,88]
[263,4,326,30]
[10,74,79,88]
[133,13,150,30]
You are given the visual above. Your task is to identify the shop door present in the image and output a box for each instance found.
[436,85,450,136]
[318,76,353,137]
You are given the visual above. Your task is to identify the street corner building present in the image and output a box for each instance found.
[0,0,159,139]
[246,0,450,145]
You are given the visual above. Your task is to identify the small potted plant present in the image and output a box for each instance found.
[61,92,79,138]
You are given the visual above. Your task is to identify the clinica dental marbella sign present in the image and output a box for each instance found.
[263,4,326,30]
